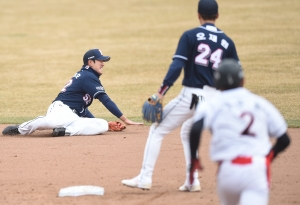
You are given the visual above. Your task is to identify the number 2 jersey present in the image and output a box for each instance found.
[163,23,239,89]
[193,87,287,162]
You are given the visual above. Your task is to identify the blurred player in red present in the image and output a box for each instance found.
[189,59,291,205]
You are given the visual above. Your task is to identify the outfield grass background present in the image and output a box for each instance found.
[0,0,299,127]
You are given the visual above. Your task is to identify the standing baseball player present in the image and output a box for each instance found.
[189,59,291,205]
[122,0,240,191]
[2,48,142,136]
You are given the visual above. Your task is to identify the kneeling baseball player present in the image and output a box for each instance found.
[189,59,291,205]
[2,48,142,137]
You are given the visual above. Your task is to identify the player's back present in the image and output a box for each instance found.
[202,87,286,161]
[179,23,239,88]
[54,68,97,111]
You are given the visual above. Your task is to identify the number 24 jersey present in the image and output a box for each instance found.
[174,23,239,88]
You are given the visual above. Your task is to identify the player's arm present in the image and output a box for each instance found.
[188,118,204,187]
[156,33,188,98]
[268,132,291,161]
[96,93,123,118]
[227,39,240,62]
[264,100,291,161]
[83,77,123,121]
[157,59,185,97]
[84,108,95,118]
[190,118,204,160]
[96,93,142,125]
[119,115,142,125]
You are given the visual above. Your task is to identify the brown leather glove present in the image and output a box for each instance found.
[108,121,126,131]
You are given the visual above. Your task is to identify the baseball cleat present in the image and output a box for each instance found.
[179,184,201,192]
[121,177,152,190]
[179,179,201,192]
[52,127,67,137]
[2,125,20,135]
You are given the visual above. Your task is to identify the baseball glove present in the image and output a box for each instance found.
[142,94,163,123]
[108,121,126,131]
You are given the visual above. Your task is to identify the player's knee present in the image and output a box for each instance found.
[104,122,109,132]
[100,119,109,132]
[180,131,189,141]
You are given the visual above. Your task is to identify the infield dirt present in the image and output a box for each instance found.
[0,124,299,205]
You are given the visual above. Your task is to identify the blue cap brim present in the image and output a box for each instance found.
[96,56,110,62]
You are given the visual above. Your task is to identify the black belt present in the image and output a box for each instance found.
[190,94,204,110]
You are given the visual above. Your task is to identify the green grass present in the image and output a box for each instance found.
[0,0,299,127]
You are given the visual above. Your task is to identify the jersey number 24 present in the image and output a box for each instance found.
[195,43,223,69]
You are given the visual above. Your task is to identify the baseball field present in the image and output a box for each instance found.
[0,0,299,204]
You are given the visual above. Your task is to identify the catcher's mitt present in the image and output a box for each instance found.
[108,121,126,131]
[142,94,163,123]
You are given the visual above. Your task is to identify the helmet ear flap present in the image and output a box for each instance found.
[214,59,243,90]
[213,71,222,90]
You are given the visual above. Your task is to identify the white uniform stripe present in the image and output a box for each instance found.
[198,26,224,33]
[173,55,188,61]
[19,116,45,128]
[93,91,104,98]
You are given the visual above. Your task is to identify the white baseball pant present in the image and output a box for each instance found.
[139,86,205,185]
[18,101,108,136]
[217,156,270,205]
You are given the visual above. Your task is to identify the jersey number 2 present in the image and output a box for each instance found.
[195,43,223,69]
[240,112,256,137]
[61,79,73,92]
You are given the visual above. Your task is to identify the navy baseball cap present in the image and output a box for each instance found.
[198,0,218,15]
[83,49,110,64]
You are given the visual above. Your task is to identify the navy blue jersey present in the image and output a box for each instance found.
[162,23,239,90]
[54,66,123,118]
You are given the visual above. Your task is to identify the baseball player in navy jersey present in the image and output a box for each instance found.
[189,59,291,205]
[122,0,240,191]
[2,48,142,136]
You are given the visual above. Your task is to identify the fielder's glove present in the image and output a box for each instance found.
[142,94,163,123]
[108,121,126,131]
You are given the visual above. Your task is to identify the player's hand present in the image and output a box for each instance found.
[188,158,203,190]
[119,115,143,125]
[123,119,143,125]
[266,150,274,163]
[155,92,164,100]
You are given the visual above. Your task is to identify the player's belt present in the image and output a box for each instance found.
[217,156,270,185]
[219,156,266,165]
[217,156,252,170]
[231,156,252,164]
[190,94,204,110]
[216,156,252,175]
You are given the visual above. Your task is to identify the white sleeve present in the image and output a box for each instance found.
[193,101,212,129]
[263,99,287,138]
